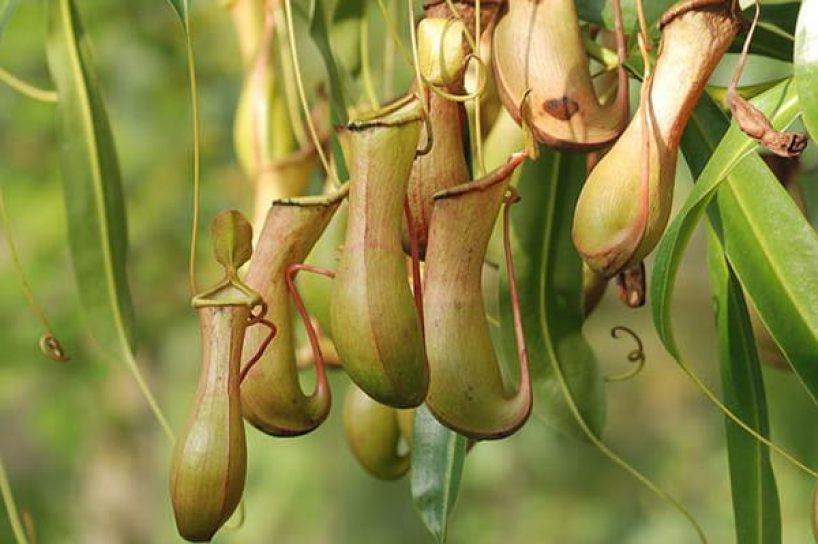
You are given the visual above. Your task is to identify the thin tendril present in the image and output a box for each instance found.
[185,31,202,296]
[0,457,28,544]
[502,187,530,393]
[0,67,58,103]
[286,263,336,393]
[283,0,336,185]
[376,0,414,66]
[605,326,646,382]
[729,0,760,95]
[274,5,309,149]
[0,187,67,362]
[360,8,380,110]
[473,0,485,176]
[407,0,429,116]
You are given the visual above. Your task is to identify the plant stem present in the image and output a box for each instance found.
[0,67,57,103]
[0,456,29,544]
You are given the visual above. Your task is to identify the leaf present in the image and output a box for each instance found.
[707,231,781,544]
[728,3,799,62]
[576,0,675,32]
[308,0,349,180]
[0,0,20,42]
[667,84,818,405]
[165,0,189,32]
[795,0,818,139]
[499,147,605,440]
[45,0,136,357]
[411,405,467,544]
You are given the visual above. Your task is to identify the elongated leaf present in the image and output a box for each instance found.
[45,0,136,357]
[667,85,818,405]
[707,231,781,544]
[411,405,467,544]
[499,147,605,440]
[795,0,818,139]
[165,0,189,32]
[308,0,349,180]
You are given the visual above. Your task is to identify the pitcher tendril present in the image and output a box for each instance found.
[0,187,68,362]
[605,326,647,383]
[283,0,336,186]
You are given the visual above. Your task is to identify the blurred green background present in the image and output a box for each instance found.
[2,1,818,543]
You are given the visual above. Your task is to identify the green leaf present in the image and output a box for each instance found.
[652,80,795,357]
[667,84,818,405]
[45,0,136,357]
[707,231,781,544]
[576,0,675,32]
[165,0,189,32]
[499,147,605,440]
[411,405,467,544]
[795,0,818,138]
[0,0,20,42]
[308,0,349,180]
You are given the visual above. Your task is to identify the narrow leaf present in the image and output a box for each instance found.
[707,231,781,544]
[651,80,799,358]
[411,405,468,544]
[45,0,136,357]
[309,0,350,180]
[499,147,605,440]
[795,0,818,138]
[165,0,189,32]
[675,89,818,405]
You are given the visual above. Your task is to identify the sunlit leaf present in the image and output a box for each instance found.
[45,0,136,357]
[707,231,781,544]
[411,405,467,544]
[499,147,605,440]
[795,0,818,139]
[664,82,818,404]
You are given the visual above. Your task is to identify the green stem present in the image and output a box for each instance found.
[184,34,201,296]
[0,456,30,544]
[0,67,57,103]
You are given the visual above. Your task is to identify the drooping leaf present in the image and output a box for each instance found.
[664,83,818,405]
[795,0,818,139]
[707,231,781,544]
[45,0,136,357]
[727,3,799,62]
[499,147,605,440]
[411,405,467,544]
[165,0,189,32]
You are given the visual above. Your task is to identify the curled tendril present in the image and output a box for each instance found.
[39,334,69,362]
[425,53,489,103]
[605,326,646,383]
